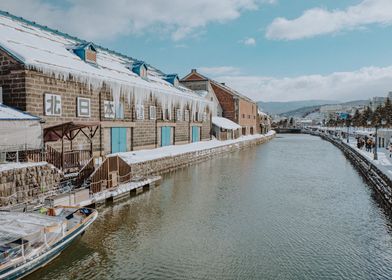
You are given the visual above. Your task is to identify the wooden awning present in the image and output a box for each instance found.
[44,121,99,142]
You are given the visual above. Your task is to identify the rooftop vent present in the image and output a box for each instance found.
[131,62,148,78]
[71,42,97,64]
[164,74,180,87]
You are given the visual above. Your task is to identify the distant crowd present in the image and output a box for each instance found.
[356,136,392,158]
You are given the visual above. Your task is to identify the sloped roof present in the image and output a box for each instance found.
[0,11,208,104]
[181,70,255,103]
[0,103,40,121]
[212,116,241,130]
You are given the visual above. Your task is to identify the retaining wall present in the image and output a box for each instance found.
[130,133,276,178]
[309,131,392,208]
[0,163,61,207]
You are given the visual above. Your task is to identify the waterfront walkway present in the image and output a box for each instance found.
[344,137,392,180]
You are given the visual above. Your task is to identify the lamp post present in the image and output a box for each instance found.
[346,120,351,143]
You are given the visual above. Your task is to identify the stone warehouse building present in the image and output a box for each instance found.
[0,11,213,171]
[181,69,258,135]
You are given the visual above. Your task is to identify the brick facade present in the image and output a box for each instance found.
[182,70,257,135]
[0,50,212,157]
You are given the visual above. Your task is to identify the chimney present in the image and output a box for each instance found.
[0,87,2,104]
[221,83,225,86]
[191,69,197,73]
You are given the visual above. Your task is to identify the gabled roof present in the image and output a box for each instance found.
[181,70,255,103]
[0,103,40,121]
[0,10,210,105]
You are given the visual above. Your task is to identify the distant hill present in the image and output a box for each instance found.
[280,105,322,118]
[257,100,337,115]
[273,99,370,118]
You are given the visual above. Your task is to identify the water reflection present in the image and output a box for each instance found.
[26,134,392,280]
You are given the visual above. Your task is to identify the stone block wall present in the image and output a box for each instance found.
[129,132,275,178]
[0,163,61,207]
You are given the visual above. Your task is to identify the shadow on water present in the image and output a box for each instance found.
[26,134,392,280]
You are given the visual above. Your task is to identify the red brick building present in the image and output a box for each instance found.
[181,69,258,135]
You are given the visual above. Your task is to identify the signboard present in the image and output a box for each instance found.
[77,97,91,117]
[104,100,115,119]
[45,93,61,116]
[136,104,144,120]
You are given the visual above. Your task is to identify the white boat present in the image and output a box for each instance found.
[0,206,98,280]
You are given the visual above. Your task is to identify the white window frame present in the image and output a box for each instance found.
[77,97,91,118]
[136,104,144,120]
[176,109,182,121]
[44,93,62,116]
[149,106,157,120]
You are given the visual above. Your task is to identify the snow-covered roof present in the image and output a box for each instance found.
[212,116,241,130]
[0,103,40,121]
[0,11,211,110]
[258,110,268,117]
[182,71,255,103]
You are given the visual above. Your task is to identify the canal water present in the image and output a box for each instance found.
[27,134,392,280]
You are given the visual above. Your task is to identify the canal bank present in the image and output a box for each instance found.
[306,130,392,210]
[115,131,276,178]
[25,134,392,280]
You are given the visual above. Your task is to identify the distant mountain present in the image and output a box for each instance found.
[257,100,337,115]
[280,105,322,118]
[340,100,369,107]
[272,99,371,118]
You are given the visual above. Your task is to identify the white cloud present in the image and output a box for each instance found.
[266,0,392,40]
[215,66,392,102]
[198,66,242,76]
[0,0,271,41]
[240,37,256,45]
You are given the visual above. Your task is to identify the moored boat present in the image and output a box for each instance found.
[0,206,98,280]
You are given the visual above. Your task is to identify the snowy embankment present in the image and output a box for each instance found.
[114,131,275,165]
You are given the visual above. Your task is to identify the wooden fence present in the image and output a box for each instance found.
[89,156,132,194]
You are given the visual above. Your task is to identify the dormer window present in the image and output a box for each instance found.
[71,42,97,64]
[164,74,180,87]
[131,62,148,79]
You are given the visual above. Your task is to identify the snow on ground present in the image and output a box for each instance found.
[342,138,392,180]
[0,161,47,172]
[114,131,275,164]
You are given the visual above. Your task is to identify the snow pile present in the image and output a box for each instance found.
[0,162,47,172]
[0,104,39,120]
[114,131,275,164]
[211,116,241,130]
[0,13,212,118]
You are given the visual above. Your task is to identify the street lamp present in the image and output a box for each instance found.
[346,119,352,143]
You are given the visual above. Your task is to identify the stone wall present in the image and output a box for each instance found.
[0,163,61,207]
[129,133,275,178]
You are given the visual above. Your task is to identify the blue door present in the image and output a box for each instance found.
[161,126,171,147]
[111,127,127,153]
[192,126,200,142]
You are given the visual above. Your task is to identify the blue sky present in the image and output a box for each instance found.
[1,0,392,102]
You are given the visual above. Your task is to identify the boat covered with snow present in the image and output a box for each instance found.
[0,206,97,280]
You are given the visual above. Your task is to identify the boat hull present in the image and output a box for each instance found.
[0,211,97,280]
